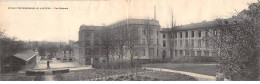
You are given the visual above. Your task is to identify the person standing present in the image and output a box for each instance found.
[47,60,50,69]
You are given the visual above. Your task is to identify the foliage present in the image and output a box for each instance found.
[0,29,28,73]
[38,42,60,57]
[211,2,260,80]
[172,56,217,63]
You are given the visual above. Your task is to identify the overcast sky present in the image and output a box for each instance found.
[0,0,258,42]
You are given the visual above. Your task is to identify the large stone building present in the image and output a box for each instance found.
[78,19,162,65]
[78,26,106,65]
[77,18,246,64]
[161,21,219,58]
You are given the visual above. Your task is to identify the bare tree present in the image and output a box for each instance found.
[0,30,27,73]
[112,27,128,61]
[127,26,140,67]
[99,29,115,68]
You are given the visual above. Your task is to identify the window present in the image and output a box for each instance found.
[180,40,182,47]
[204,51,209,56]
[205,40,209,48]
[170,49,173,58]
[101,48,106,55]
[198,39,201,48]
[85,48,91,55]
[185,50,190,56]
[198,30,201,37]
[149,29,153,35]
[192,31,195,37]
[175,33,177,38]
[185,31,188,38]
[163,34,166,38]
[197,51,202,56]
[191,51,195,56]
[180,50,183,56]
[86,41,90,46]
[185,39,188,48]
[157,39,158,45]
[142,39,146,44]
[143,49,145,56]
[175,50,178,57]
[180,32,182,38]
[163,40,166,47]
[94,40,100,46]
[85,33,91,38]
[174,40,177,47]
[131,29,138,34]
[205,30,209,36]
[191,39,194,48]
[142,29,146,35]
[149,39,154,44]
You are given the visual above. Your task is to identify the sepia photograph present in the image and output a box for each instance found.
[0,0,260,81]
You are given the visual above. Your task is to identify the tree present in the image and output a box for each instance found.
[112,27,128,61]
[38,42,59,59]
[210,2,260,80]
[127,25,140,67]
[0,29,27,73]
[99,29,114,63]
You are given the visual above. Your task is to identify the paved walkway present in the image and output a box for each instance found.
[143,67,228,81]
[34,59,86,69]
[33,59,93,81]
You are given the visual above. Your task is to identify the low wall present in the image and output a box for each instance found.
[25,70,45,76]
[52,69,70,75]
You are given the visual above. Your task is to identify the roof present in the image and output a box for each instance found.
[174,21,218,31]
[13,50,37,61]
[160,28,172,32]
[109,19,160,28]
[79,25,107,31]
[172,18,244,31]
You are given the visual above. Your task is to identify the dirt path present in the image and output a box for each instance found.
[143,67,228,81]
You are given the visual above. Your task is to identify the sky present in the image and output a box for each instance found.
[0,0,258,42]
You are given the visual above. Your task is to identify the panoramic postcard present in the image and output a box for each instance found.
[0,0,260,81]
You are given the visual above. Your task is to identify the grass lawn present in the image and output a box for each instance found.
[143,63,217,76]
[54,68,197,81]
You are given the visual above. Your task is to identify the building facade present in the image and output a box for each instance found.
[78,19,162,65]
[162,21,219,58]
[77,18,241,64]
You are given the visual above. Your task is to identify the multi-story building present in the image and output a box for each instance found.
[78,26,106,65]
[77,18,243,65]
[162,21,219,58]
[78,19,162,65]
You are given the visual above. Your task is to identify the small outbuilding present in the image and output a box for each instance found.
[3,50,37,73]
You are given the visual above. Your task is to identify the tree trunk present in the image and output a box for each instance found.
[0,43,3,73]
